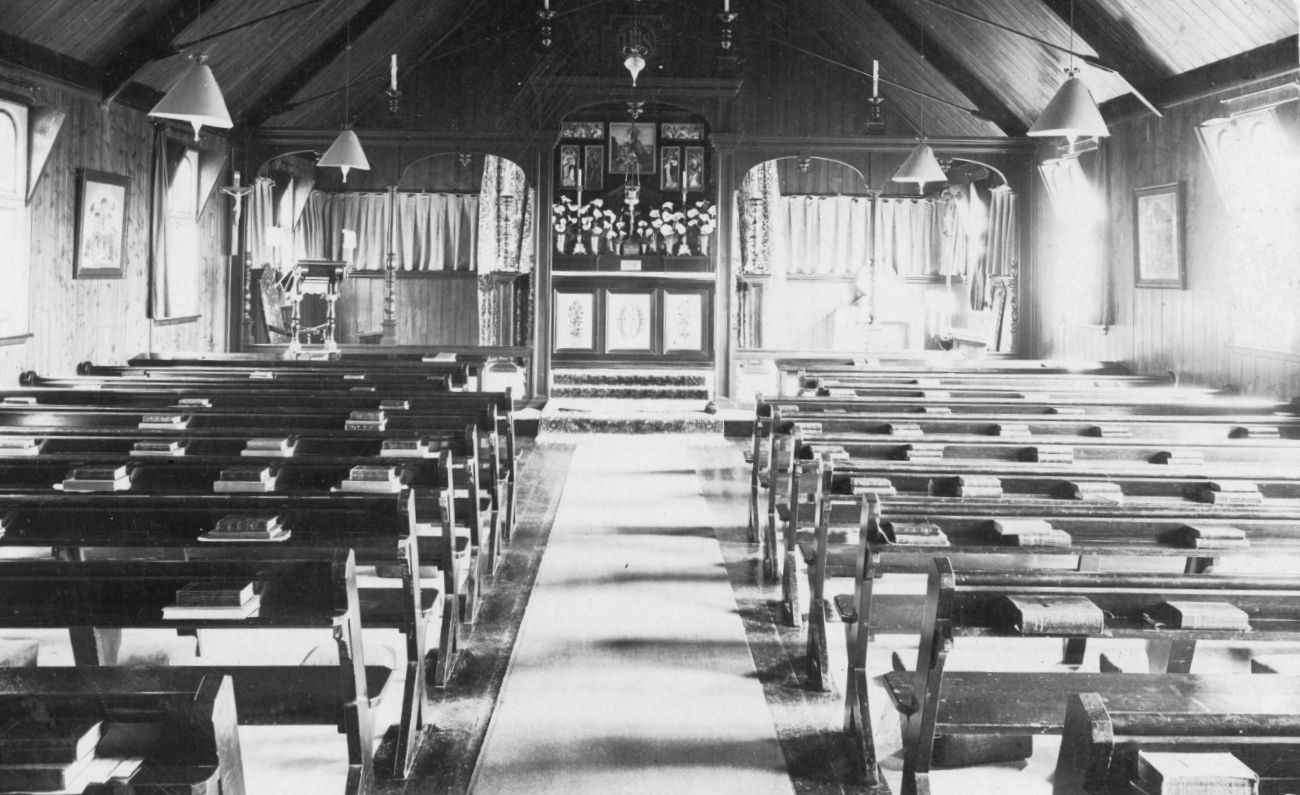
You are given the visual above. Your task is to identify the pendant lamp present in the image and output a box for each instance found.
[319,24,369,183]
[623,46,647,86]
[891,141,947,186]
[1028,69,1108,142]
[149,53,233,140]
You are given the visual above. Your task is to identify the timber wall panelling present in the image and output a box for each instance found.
[0,67,230,384]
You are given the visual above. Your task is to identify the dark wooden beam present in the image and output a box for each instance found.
[101,0,225,106]
[1039,0,1167,82]
[240,0,406,129]
[0,31,104,93]
[1100,36,1299,121]
[864,0,1026,136]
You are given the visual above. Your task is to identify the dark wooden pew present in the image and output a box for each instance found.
[0,669,244,795]
[0,553,383,794]
[0,489,440,779]
[1053,691,1300,795]
[884,560,1300,795]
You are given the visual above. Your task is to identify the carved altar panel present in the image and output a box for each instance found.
[606,291,653,352]
[663,290,704,352]
[554,290,596,351]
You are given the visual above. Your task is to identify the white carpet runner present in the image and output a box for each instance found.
[470,436,792,794]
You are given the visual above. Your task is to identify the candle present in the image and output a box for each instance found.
[872,59,879,98]
[724,0,729,11]
[544,0,549,8]
[390,54,397,92]
[233,170,241,188]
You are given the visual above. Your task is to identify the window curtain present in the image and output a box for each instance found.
[875,198,939,277]
[296,190,478,271]
[774,195,871,276]
[972,188,1018,310]
[147,129,187,319]
[248,178,288,342]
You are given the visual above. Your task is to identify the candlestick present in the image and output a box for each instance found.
[390,54,397,92]
[544,0,549,8]
[724,0,729,11]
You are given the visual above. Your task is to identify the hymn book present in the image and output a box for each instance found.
[62,465,133,492]
[1146,601,1251,631]
[880,520,948,546]
[380,438,437,459]
[1067,481,1125,503]
[163,580,260,620]
[345,409,387,431]
[849,476,897,497]
[994,423,1031,438]
[241,437,298,458]
[213,466,278,493]
[1027,445,1074,464]
[0,436,40,455]
[1230,426,1279,439]
[886,422,923,437]
[0,717,101,765]
[138,414,189,430]
[1133,751,1257,795]
[1001,595,1105,635]
[201,514,289,543]
[1176,524,1249,550]
[990,518,1073,547]
[1197,481,1263,506]
[131,439,185,457]
[340,465,405,493]
[955,475,1003,498]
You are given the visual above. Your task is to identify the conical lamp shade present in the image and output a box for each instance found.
[891,142,948,185]
[624,52,646,86]
[149,58,233,140]
[1028,74,1109,140]
[318,129,370,183]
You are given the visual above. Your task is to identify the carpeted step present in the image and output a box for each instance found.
[550,385,711,400]
[552,370,707,388]
[539,413,723,434]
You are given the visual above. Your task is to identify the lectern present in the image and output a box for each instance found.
[281,259,347,357]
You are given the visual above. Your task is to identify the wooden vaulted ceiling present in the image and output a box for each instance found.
[0,0,1295,139]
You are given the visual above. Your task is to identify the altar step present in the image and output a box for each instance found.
[550,369,711,401]
[538,398,724,434]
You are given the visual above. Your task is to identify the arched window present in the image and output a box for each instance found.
[0,101,30,342]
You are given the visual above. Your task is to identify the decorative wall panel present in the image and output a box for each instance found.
[663,291,703,352]
[606,292,653,351]
[554,290,595,351]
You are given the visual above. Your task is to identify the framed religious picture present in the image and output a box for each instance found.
[1133,182,1184,288]
[608,121,656,175]
[74,169,130,279]
[559,120,604,140]
[583,145,603,190]
[660,122,703,141]
[683,146,705,191]
[660,147,681,191]
[558,145,580,189]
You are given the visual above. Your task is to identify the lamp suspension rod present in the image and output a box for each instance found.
[174,0,326,49]
[911,0,1110,71]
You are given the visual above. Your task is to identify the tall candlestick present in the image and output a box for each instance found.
[390,54,397,92]
[544,0,549,8]
[724,0,730,11]
[872,59,879,98]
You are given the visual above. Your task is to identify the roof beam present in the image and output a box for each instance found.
[864,0,1027,135]
[240,0,406,129]
[101,0,225,107]
[1038,0,1166,118]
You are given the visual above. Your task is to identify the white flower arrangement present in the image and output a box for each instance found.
[551,195,579,235]
[686,200,718,236]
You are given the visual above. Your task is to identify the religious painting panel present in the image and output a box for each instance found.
[560,120,604,140]
[663,291,704,352]
[660,146,681,192]
[583,146,604,191]
[683,146,705,191]
[554,290,595,351]
[558,145,580,189]
[1134,182,1184,289]
[608,122,656,175]
[660,122,703,141]
[74,169,130,279]
[605,290,653,352]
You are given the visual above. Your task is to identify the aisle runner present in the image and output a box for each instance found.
[471,436,792,794]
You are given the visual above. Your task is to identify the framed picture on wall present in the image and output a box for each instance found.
[683,146,705,191]
[583,146,604,190]
[1133,182,1184,288]
[608,122,656,175]
[559,120,604,140]
[660,147,681,191]
[74,169,130,279]
[558,145,580,189]
[660,122,703,141]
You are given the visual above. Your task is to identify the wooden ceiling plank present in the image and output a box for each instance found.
[866,0,1024,134]
[240,0,406,129]
[101,0,226,107]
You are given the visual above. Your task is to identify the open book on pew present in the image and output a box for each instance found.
[1133,750,1258,795]
[61,464,134,492]
[199,514,290,543]
[162,580,261,620]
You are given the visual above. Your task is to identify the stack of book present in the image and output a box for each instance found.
[131,439,186,457]
[994,423,1031,438]
[340,465,404,493]
[956,475,1004,498]
[0,436,40,456]
[880,520,948,546]
[345,410,387,431]
[850,476,897,497]
[380,439,435,459]
[176,397,211,408]
[1230,425,1279,439]
[1197,481,1264,506]
[162,580,261,620]
[241,437,297,458]
[1146,600,1251,631]
[1176,524,1249,550]
[379,399,411,411]
[990,518,1073,547]
[1151,450,1205,466]
[1001,595,1105,635]
[61,464,133,492]
[212,466,278,493]
[247,370,276,380]
[903,444,945,463]
[886,422,924,438]
[0,717,140,793]
[200,514,289,543]
[792,422,822,436]
[342,373,367,381]
[1,396,36,405]
[1132,750,1257,795]
[1028,445,1075,465]
[1067,481,1126,503]
[1090,425,1133,437]
[138,413,189,430]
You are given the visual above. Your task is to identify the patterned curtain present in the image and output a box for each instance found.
[739,160,780,275]
[477,155,535,345]
[987,274,1017,353]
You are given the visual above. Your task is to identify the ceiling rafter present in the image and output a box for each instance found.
[100,0,226,108]
[864,0,1026,135]
[240,0,406,129]
[1038,0,1167,118]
